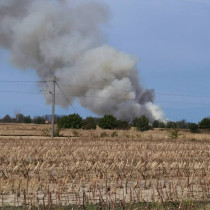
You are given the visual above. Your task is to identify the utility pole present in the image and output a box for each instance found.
[51,76,56,138]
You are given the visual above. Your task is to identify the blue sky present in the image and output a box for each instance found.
[0,0,210,122]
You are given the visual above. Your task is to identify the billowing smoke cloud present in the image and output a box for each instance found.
[0,0,164,121]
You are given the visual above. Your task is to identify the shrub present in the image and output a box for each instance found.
[111,131,118,137]
[199,117,210,129]
[168,129,180,139]
[152,120,159,128]
[152,120,166,128]
[72,130,79,137]
[57,114,82,129]
[98,115,117,130]
[176,120,188,129]
[134,115,151,132]
[54,127,62,137]
[2,115,13,123]
[100,132,108,138]
[15,113,25,123]
[158,122,165,128]
[189,123,199,133]
[166,121,177,129]
[33,116,45,124]
[116,120,130,130]
[82,117,96,130]
[23,116,32,124]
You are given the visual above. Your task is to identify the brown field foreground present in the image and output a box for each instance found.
[0,124,209,209]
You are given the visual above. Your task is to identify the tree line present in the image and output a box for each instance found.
[0,113,46,124]
[1,113,210,133]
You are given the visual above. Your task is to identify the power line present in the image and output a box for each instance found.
[55,82,78,114]
[54,92,210,105]
[56,93,135,101]
[0,90,49,94]
[1,80,210,99]
[1,80,210,106]
[0,80,51,83]
[58,83,130,93]
[51,82,210,99]
[55,92,210,106]
[0,84,52,90]
[156,100,210,106]
[1,90,210,106]
[156,91,210,99]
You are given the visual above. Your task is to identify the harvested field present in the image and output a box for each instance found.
[0,124,209,209]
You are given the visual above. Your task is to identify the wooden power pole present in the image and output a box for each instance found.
[51,76,56,138]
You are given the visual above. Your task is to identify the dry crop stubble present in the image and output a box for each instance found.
[0,130,209,208]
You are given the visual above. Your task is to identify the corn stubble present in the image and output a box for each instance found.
[0,135,209,208]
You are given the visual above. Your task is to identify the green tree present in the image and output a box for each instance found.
[33,116,45,124]
[16,113,24,123]
[57,114,82,130]
[199,117,210,129]
[82,117,97,130]
[23,116,32,124]
[152,120,159,128]
[152,120,166,128]
[98,115,117,130]
[166,121,177,129]
[116,120,130,130]
[189,123,199,133]
[134,115,151,132]
[176,119,188,129]
[158,121,165,128]
[2,115,12,123]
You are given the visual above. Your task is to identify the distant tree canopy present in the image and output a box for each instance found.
[152,120,159,128]
[56,114,130,130]
[15,113,25,123]
[57,114,82,130]
[98,115,117,130]
[199,117,210,129]
[23,116,32,124]
[151,120,166,128]
[189,123,199,133]
[82,117,97,130]
[33,116,45,124]
[1,113,32,123]
[166,121,177,129]
[2,115,13,123]
[158,122,165,128]
[133,115,151,132]
[116,120,130,130]
[0,114,33,124]
[176,120,188,129]
[0,112,208,134]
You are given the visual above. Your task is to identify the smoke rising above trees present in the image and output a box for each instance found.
[0,0,164,121]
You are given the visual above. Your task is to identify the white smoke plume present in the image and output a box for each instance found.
[0,0,164,121]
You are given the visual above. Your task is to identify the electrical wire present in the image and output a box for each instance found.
[55,82,78,114]
[0,80,51,83]
[156,91,210,99]
[0,90,49,94]
[53,82,210,99]
[1,80,210,99]
[1,89,210,106]
[1,80,210,106]
[156,100,210,106]
[56,93,135,101]
[58,83,130,93]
